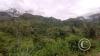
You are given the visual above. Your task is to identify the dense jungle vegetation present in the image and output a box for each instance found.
[0,9,100,56]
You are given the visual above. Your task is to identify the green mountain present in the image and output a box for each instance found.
[0,10,100,56]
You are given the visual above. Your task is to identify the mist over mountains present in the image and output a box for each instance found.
[0,8,100,22]
[1,0,100,20]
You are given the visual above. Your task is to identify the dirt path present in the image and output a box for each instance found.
[95,52,100,56]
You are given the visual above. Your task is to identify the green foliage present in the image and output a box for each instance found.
[0,12,99,56]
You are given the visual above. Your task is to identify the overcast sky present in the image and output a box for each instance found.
[0,0,100,20]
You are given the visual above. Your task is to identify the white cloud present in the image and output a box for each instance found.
[0,0,100,20]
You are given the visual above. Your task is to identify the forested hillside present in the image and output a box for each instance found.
[0,10,100,56]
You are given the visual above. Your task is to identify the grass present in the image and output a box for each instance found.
[0,32,99,56]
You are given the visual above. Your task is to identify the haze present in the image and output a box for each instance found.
[0,0,100,20]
